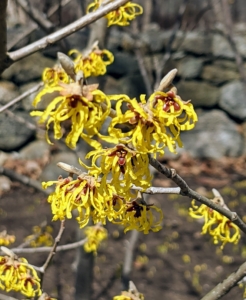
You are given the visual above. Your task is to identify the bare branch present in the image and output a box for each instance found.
[201,260,246,300]
[131,185,181,194]
[6,0,131,69]
[6,237,87,255]
[148,155,246,235]
[0,82,43,113]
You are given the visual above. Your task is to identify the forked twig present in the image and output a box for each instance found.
[201,260,246,300]
[40,220,65,273]
[15,0,54,32]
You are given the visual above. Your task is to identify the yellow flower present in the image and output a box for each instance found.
[100,94,177,155]
[43,172,162,233]
[0,251,41,297]
[42,173,116,228]
[24,226,53,247]
[31,81,111,149]
[112,200,163,234]
[87,0,143,27]
[83,226,108,254]
[189,200,241,249]
[69,47,114,78]
[123,201,163,234]
[0,231,15,246]
[148,89,198,138]
[42,65,70,86]
[79,144,152,195]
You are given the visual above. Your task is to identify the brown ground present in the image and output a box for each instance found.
[1,154,246,300]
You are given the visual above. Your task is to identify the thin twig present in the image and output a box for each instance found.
[15,0,54,32]
[201,260,246,300]
[3,109,37,131]
[40,220,65,273]
[0,82,43,113]
[122,230,139,290]
[135,48,152,96]
[131,185,181,194]
[220,0,246,84]
[148,155,246,235]
[6,237,87,255]
[17,220,48,249]
[6,0,131,68]
[154,0,188,90]
[0,166,51,195]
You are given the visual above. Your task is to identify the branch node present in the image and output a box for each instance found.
[170,168,177,178]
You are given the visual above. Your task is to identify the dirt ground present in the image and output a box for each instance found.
[1,155,246,300]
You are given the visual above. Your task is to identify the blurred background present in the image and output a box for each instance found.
[1,1,246,300]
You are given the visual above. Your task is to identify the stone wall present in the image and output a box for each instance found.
[1,27,246,159]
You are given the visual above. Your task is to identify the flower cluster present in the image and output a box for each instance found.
[83,225,108,254]
[0,250,41,297]
[101,89,197,156]
[0,231,15,246]
[43,175,162,234]
[189,200,241,249]
[87,0,143,26]
[24,225,53,247]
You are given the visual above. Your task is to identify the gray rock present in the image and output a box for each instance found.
[214,59,238,70]
[119,75,147,99]
[219,80,246,120]
[103,76,122,95]
[201,64,239,84]
[212,34,234,58]
[212,34,246,59]
[20,82,41,111]
[19,140,50,160]
[1,52,55,84]
[40,152,80,182]
[182,31,212,55]
[181,109,244,158]
[107,52,139,77]
[177,80,219,107]
[140,28,165,53]
[143,54,179,78]
[234,35,246,58]
[0,81,19,105]
[34,90,60,111]
[178,56,203,79]
[0,111,35,151]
